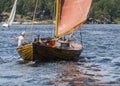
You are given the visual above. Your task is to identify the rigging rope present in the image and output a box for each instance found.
[80,28,83,45]
[28,0,38,42]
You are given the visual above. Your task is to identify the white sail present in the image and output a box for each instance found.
[3,0,17,27]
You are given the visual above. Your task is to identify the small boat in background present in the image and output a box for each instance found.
[2,0,17,27]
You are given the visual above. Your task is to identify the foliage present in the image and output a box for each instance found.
[0,0,120,23]
[89,0,120,23]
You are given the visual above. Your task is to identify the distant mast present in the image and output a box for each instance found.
[2,0,17,27]
[8,0,17,26]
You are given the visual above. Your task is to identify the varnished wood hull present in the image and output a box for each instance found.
[16,44,32,60]
[33,42,83,61]
[16,42,83,61]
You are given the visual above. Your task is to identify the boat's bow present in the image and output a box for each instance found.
[16,44,32,60]
[2,23,9,27]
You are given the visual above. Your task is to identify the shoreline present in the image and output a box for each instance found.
[0,20,54,25]
[0,20,120,25]
[0,22,119,25]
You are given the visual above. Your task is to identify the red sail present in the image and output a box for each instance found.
[57,0,92,37]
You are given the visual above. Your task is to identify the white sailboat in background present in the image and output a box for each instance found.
[2,0,17,27]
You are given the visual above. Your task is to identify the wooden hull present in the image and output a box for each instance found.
[16,42,83,61]
[16,44,32,60]
[33,42,83,61]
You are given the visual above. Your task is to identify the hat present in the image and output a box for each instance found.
[21,31,26,35]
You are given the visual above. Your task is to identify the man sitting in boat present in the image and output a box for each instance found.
[47,39,56,47]
[50,37,69,48]
[13,31,26,47]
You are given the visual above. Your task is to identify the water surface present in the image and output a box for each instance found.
[0,24,120,86]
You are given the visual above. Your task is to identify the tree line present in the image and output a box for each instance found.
[0,0,120,23]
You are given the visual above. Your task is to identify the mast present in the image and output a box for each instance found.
[55,0,60,38]
[28,0,38,42]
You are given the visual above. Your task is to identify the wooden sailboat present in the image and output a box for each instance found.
[16,0,92,61]
[2,0,17,27]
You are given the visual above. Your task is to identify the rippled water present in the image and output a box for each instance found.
[0,24,120,86]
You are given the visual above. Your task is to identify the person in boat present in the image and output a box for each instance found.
[13,31,26,47]
[33,37,43,44]
[47,39,56,47]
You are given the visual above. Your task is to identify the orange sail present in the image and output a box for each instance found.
[55,0,92,37]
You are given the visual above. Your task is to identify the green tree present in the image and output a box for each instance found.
[0,0,120,23]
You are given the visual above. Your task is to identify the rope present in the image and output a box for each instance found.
[80,29,83,45]
[28,0,38,42]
